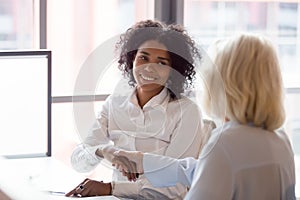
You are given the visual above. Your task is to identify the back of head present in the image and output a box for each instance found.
[205,33,285,131]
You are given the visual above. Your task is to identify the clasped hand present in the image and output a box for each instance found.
[112,150,144,182]
[66,149,144,197]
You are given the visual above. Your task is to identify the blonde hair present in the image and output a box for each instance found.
[203,33,285,131]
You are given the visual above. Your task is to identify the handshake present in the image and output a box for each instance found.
[111,149,145,182]
[96,146,144,181]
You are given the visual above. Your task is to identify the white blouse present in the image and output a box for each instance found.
[71,87,204,199]
[144,121,296,200]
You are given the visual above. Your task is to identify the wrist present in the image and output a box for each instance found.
[107,182,112,195]
[95,148,104,158]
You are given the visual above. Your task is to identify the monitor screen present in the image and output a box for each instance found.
[0,51,51,158]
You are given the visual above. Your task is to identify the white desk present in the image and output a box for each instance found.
[1,156,299,199]
[0,157,119,200]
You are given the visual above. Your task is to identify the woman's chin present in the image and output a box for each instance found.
[137,84,164,92]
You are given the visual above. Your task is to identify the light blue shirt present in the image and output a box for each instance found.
[144,121,296,200]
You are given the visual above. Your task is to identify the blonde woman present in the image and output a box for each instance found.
[113,33,296,200]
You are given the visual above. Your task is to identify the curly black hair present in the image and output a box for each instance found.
[115,19,201,99]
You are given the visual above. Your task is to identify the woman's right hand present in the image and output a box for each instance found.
[112,150,144,182]
[96,145,119,163]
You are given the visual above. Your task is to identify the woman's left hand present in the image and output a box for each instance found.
[65,178,112,197]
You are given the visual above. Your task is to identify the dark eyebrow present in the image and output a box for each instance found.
[139,51,150,56]
[157,57,170,62]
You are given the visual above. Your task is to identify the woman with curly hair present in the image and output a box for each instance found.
[66,20,207,199]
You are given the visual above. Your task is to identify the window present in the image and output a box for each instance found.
[184,1,300,87]
[0,0,155,168]
[0,0,39,49]
[0,51,51,158]
[48,0,154,96]
[47,1,155,173]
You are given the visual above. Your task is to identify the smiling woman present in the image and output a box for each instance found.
[67,19,207,199]
[116,20,200,100]
[133,40,171,107]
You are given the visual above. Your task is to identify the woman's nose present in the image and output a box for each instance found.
[144,63,155,72]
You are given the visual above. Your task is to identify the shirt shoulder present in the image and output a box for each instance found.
[168,96,201,109]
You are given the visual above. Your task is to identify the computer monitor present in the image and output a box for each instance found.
[0,51,51,158]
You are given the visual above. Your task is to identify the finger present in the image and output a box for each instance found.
[65,178,89,197]
[116,164,125,173]
[131,161,138,175]
[114,163,120,170]
[118,156,138,180]
[125,158,138,181]
[113,160,126,172]
[81,179,93,195]
[122,168,127,177]
[113,150,130,158]
[80,186,91,197]
[113,155,139,181]
[123,168,136,182]
[80,178,90,185]
[119,156,135,172]
[82,179,91,186]
[122,170,132,181]
[124,171,133,181]
[129,172,136,182]
[76,178,90,189]
[75,178,90,196]
[112,161,123,172]
[65,188,77,197]
[113,157,130,172]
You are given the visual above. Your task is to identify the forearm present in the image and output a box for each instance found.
[71,144,101,173]
[111,181,140,199]
[143,153,196,187]
[96,145,120,162]
[112,178,186,199]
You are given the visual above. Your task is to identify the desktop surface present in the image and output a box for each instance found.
[1,156,299,199]
[44,194,119,200]
[0,157,120,200]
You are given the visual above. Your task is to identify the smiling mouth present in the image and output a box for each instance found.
[139,73,158,81]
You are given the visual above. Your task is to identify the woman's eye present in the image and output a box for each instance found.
[158,61,168,65]
[138,55,148,61]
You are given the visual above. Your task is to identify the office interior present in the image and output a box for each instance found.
[0,0,299,199]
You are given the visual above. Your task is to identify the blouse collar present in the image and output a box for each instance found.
[129,87,170,110]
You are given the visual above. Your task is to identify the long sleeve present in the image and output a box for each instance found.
[112,175,187,199]
[184,144,233,200]
[164,100,203,159]
[143,122,296,200]
[143,153,197,187]
[142,140,234,200]
[112,98,204,199]
[70,98,112,173]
